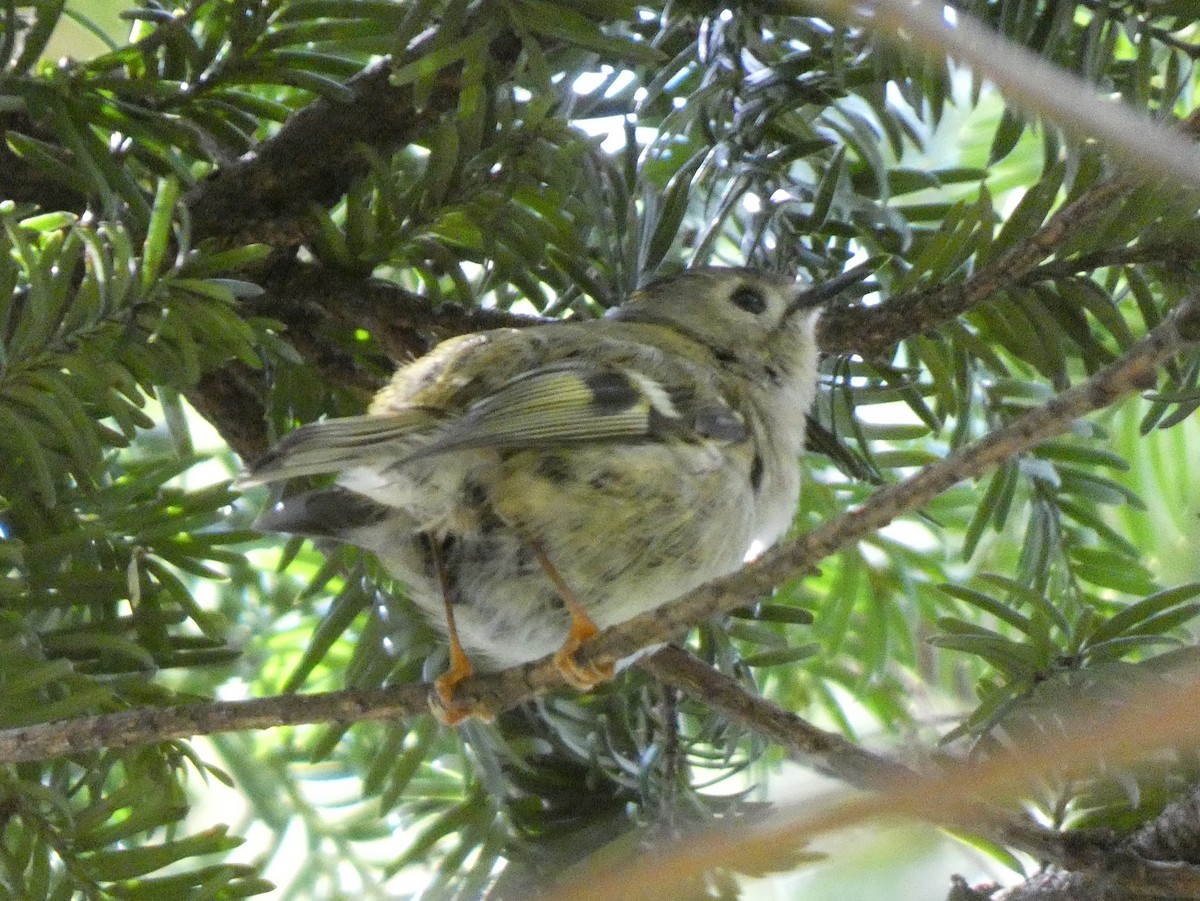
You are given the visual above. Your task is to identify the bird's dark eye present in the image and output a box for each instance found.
[730,286,767,314]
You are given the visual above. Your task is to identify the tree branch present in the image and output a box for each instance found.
[984,784,1200,900]
[640,646,912,790]
[248,262,546,367]
[188,362,270,463]
[1015,242,1200,287]
[1,296,1196,765]
[818,174,1134,358]
[185,27,521,247]
[1130,784,1200,865]
[647,649,1200,900]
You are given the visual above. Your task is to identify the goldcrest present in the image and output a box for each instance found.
[239,266,847,720]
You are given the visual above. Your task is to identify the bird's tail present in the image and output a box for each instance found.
[235,410,439,487]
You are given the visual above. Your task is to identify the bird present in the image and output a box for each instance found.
[238,265,853,721]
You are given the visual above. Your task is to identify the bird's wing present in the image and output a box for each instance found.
[403,360,748,462]
[238,339,749,484]
[235,407,442,487]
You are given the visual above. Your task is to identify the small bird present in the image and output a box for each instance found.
[239,266,853,721]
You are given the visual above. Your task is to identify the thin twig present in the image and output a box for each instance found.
[0,683,430,763]
[641,647,912,790]
[1015,242,1200,286]
[819,174,1135,357]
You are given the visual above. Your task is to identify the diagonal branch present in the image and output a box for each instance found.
[1013,241,1200,286]
[818,174,1136,358]
[0,298,1196,765]
[640,646,912,790]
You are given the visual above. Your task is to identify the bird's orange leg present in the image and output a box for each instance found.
[429,541,492,725]
[530,542,616,690]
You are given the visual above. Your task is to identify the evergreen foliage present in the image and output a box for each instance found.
[2,1,1200,898]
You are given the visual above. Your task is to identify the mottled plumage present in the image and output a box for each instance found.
[239,266,836,717]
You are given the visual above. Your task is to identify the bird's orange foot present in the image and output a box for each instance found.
[553,617,616,690]
[428,649,494,725]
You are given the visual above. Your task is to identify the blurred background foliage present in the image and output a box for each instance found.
[2,0,1200,898]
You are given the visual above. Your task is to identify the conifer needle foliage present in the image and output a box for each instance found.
[4,2,1200,898]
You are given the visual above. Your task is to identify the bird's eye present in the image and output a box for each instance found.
[730,286,767,314]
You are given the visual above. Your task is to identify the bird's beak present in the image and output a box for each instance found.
[785,259,879,318]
